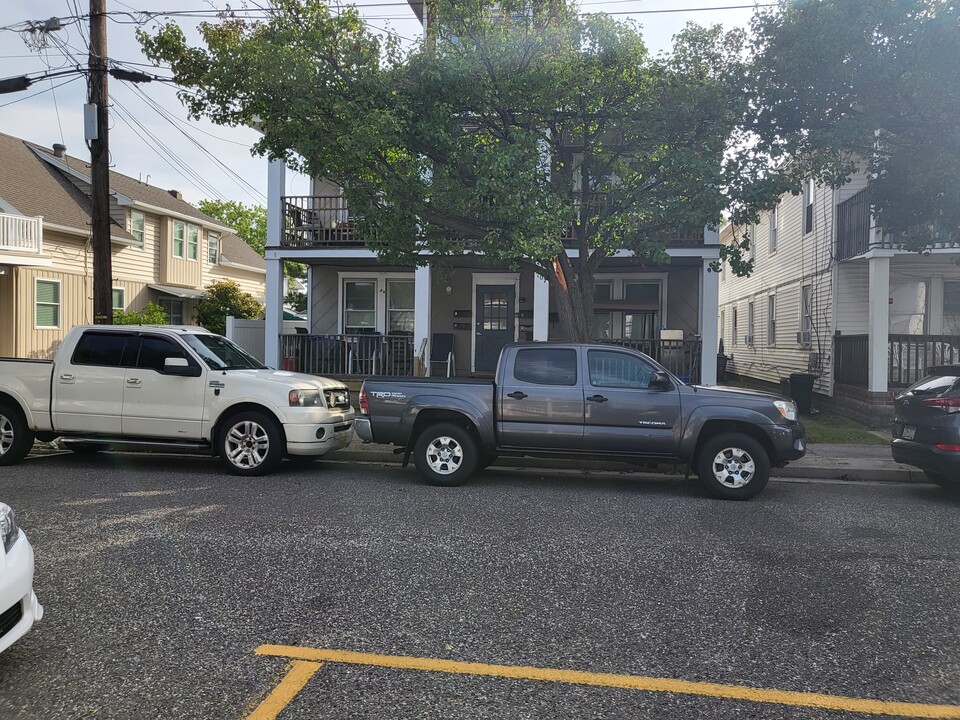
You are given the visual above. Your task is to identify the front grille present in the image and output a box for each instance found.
[324,388,351,410]
[0,601,23,639]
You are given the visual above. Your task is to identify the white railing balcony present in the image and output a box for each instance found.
[0,213,43,255]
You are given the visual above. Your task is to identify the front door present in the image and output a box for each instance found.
[475,284,515,373]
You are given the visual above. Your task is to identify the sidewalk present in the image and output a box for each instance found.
[326,438,921,484]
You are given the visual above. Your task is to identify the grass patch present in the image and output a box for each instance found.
[799,411,888,445]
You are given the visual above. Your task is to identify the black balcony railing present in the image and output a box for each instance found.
[280,333,414,376]
[281,196,363,248]
[834,333,960,389]
[836,190,872,260]
[598,338,702,383]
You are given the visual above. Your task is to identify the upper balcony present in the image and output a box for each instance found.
[0,213,43,256]
[836,189,959,261]
[280,194,705,250]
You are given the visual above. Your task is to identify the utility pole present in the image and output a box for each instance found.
[89,0,112,324]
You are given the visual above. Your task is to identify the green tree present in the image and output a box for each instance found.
[198,199,267,254]
[746,0,960,246]
[142,0,773,340]
[113,301,168,325]
[195,280,264,335]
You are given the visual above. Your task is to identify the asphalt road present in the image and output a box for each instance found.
[1,453,958,720]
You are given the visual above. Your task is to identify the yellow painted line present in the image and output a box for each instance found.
[246,660,323,720]
[255,645,960,719]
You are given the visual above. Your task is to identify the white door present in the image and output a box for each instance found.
[121,334,206,438]
[52,330,132,434]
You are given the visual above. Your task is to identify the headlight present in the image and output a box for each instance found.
[774,400,799,422]
[0,503,20,553]
[288,389,323,407]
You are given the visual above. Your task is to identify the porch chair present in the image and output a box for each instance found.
[429,333,455,377]
[349,333,383,375]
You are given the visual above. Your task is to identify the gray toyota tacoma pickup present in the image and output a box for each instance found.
[356,343,806,500]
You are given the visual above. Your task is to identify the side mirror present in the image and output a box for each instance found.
[164,357,201,377]
[650,371,673,390]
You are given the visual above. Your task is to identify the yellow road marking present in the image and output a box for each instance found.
[246,660,323,720]
[255,645,960,719]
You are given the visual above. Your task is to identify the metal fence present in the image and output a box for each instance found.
[279,333,414,377]
[834,333,960,388]
[598,338,701,383]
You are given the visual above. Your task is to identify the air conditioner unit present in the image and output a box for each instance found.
[797,330,812,345]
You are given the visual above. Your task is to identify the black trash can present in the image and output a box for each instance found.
[789,372,816,415]
[779,377,791,398]
[717,354,729,382]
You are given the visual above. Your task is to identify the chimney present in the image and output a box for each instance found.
[168,189,182,200]
[53,143,66,158]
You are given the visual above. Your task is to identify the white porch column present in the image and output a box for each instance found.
[533,273,549,341]
[929,276,944,334]
[867,254,891,392]
[414,263,432,375]
[264,159,287,367]
[699,258,719,385]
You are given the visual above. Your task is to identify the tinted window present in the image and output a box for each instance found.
[513,348,577,386]
[71,332,132,367]
[136,336,191,373]
[589,350,655,389]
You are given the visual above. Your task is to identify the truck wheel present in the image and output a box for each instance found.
[0,403,34,466]
[697,433,770,500]
[218,411,284,477]
[413,423,478,487]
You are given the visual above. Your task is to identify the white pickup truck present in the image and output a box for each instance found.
[0,325,355,476]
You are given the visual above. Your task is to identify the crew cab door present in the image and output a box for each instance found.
[121,334,206,438]
[52,330,135,434]
[498,346,584,450]
[581,348,681,455]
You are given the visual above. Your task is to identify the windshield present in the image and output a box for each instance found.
[183,334,266,370]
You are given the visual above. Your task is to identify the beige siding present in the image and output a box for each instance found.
[15,266,91,359]
[112,209,160,283]
[206,264,265,300]
[0,271,13,357]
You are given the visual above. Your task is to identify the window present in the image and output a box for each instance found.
[800,285,812,345]
[129,210,145,249]
[803,178,815,234]
[769,205,778,253]
[592,283,613,340]
[112,287,125,311]
[748,224,756,261]
[513,348,577,386]
[35,279,60,328]
[589,279,660,341]
[588,350,655,389]
[207,232,220,264]
[747,301,755,345]
[944,281,960,315]
[732,307,738,346]
[343,280,377,332]
[767,295,776,345]
[187,225,199,260]
[71,331,132,367]
[136,336,191,373]
[159,297,182,325]
[172,221,185,258]
[387,280,414,334]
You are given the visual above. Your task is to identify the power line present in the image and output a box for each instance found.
[0,74,81,108]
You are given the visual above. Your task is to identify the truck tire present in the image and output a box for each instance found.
[697,433,770,500]
[218,411,284,477]
[0,403,34,466]
[413,423,478,487]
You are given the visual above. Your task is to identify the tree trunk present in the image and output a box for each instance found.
[545,256,594,342]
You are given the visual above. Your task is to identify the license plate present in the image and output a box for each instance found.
[902,425,916,441]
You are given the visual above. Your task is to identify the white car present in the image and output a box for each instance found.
[0,502,42,654]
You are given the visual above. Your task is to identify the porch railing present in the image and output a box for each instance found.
[833,333,960,388]
[280,333,414,376]
[281,196,363,248]
[598,338,701,383]
[0,213,43,255]
[836,189,960,261]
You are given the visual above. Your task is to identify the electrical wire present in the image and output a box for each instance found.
[0,74,82,108]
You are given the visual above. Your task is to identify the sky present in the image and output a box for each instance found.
[0,0,758,209]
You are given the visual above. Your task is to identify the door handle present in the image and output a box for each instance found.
[507,391,528,400]
[59,374,74,383]
[126,378,141,386]
[587,394,609,403]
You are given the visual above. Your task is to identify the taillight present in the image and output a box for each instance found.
[921,397,960,413]
[359,386,368,415]
[935,444,960,452]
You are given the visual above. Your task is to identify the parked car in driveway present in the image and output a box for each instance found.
[0,502,43,654]
[0,325,355,476]
[891,365,960,488]
[357,343,807,500]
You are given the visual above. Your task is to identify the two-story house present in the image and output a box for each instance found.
[718,175,960,425]
[0,132,266,359]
